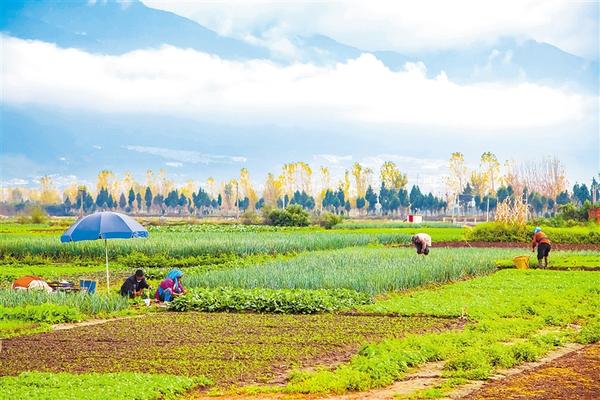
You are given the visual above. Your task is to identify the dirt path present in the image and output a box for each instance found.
[189,343,591,400]
[457,342,600,400]
[186,362,446,400]
[310,343,587,400]
[51,314,145,331]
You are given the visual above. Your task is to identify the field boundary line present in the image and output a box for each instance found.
[443,342,585,399]
[51,314,146,331]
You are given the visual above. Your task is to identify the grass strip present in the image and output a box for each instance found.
[0,372,210,400]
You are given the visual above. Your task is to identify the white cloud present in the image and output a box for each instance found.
[39,174,80,187]
[2,36,591,132]
[143,0,598,59]
[360,154,450,193]
[307,153,452,194]
[313,154,353,164]
[165,161,183,168]
[92,145,102,150]
[124,145,246,164]
[1,178,29,186]
[59,157,67,161]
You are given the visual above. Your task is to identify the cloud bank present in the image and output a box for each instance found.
[124,145,247,164]
[144,0,599,59]
[2,36,590,132]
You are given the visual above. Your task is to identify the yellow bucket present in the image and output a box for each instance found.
[513,256,530,269]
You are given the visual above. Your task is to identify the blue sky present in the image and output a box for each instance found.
[1,0,598,194]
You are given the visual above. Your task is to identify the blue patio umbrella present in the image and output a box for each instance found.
[61,212,148,292]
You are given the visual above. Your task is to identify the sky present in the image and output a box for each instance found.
[1,0,599,195]
[145,0,599,59]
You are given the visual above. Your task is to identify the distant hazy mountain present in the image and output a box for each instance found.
[0,0,268,59]
[295,35,597,91]
[2,0,597,91]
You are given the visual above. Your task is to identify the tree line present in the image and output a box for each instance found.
[2,154,599,219]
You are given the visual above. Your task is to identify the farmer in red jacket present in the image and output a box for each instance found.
[531,227,551,268]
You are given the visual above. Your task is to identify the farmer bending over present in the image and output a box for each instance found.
[155,268,186,302]
[412,233,432,255]
[532,227,551,268]
[120,269,150,298]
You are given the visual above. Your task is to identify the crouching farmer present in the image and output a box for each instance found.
[532,227,551,268]
[120,269,150,298]
[155,269,186,302]
[412,233,432,255]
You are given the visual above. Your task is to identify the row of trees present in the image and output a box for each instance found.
[60,183,449,217]
[445,152,600,219]
[2,154,598,218]
[455,180,599,218]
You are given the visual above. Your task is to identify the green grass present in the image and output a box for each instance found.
[495,251,600,270]
[0,372,208,400]
[0,319,50,339]
[249,270,600,394]
[186,247,514,295]
[467,222,600,244]
[0,304,82,339]
[362,269,600,320]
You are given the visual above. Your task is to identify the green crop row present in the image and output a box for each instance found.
[0,290,129,315]
[0,372,209,400]
[340,227,466,242]
[169,287,372,314]
[333,221,459,229]
[0,222,71,235]
[148,223,309,233]
[0,304,82,324]
[0,231,411,261]
[186,247,513,295]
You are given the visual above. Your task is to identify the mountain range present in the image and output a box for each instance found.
[2,0,597,91]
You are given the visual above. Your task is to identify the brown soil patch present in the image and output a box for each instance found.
[435,242,600,251]
[460,342,600,399]
[0,312,456,389]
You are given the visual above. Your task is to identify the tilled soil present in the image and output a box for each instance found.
[461,342,600,399]
[434,241,600,251]
[0,312,457,388]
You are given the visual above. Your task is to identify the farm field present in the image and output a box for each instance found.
[0,313,451,386]
[0,219,599,399]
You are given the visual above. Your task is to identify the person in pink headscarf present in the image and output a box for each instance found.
[155,269,186,302]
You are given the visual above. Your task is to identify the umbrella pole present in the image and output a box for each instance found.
[105,239,110,293]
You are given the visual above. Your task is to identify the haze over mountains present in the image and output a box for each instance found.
[1,0,598,190]
[2,0,596,89]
